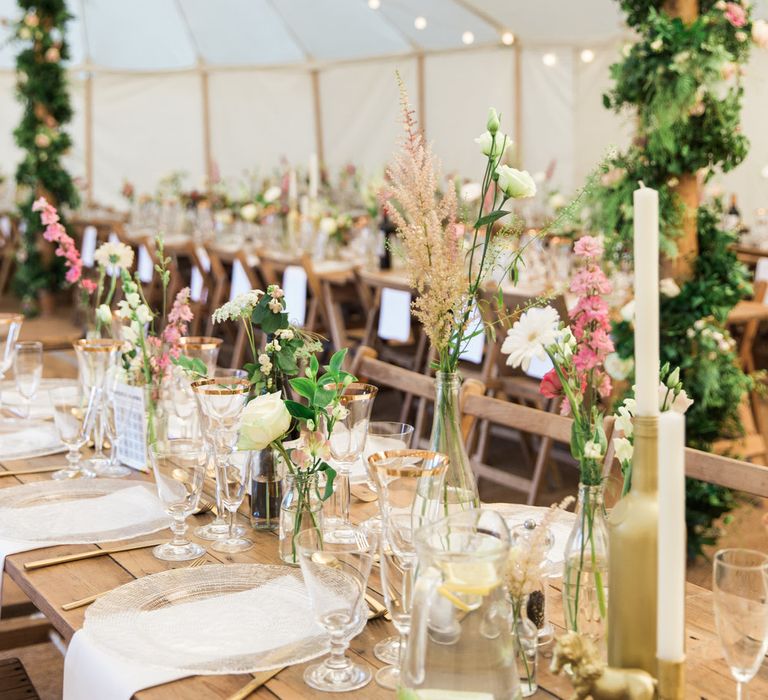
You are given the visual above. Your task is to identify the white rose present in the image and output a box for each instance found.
[753,19,768,49]
[613,437,633,464]
[96,304,112,325]
[474,130,509,158]
[237,392,291,451]
[583,440,604,460]
[135,304,152,324]
[125,292,141,309]
[240,203,258,222]
[263,186,282,203]
[496,165,537,199]
[660,277,681,298]
[605,352,634,381]
[319,217,338,236]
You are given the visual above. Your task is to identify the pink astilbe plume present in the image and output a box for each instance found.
[381,76,468,358]
[162,286,193,359]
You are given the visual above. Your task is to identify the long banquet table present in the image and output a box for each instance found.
[2,452,767,699]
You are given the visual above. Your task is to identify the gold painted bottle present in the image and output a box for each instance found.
[607,415,658,674]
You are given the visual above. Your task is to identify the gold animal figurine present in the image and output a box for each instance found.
[550,632,657,700]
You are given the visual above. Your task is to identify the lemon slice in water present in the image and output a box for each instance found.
[440,561,500,596]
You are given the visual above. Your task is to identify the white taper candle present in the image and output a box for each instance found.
[657,411,686,661]
[633,184,660,416]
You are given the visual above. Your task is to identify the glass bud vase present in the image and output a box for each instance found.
[250,447,284,531]
[278,471,324,565]
[511,601,539,698]
[562,482,609,647]
[429,371,479,517]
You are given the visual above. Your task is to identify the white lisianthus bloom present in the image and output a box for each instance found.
[240,203,258,222]
[474,130,510,158]
[263,186,282,203]
[319,217,338,236]
[501,306,560,372]
[237,392,291,451]
[496,166,537,199]
[605,352,634,380]
[615,406,634,438]
[660,277,681,298]
[94,241,134,270]
[583,441,604,460]
[670,389,694,414]
[96,304,112,325]
[125,292,141,309]
[134,304,152,324]
[613,437,633,464]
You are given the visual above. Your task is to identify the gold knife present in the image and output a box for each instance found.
[24,539,166,570]
[225,667,285,700]
[0,466,63,477]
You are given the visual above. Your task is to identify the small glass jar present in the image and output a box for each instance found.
[278,471,324,565]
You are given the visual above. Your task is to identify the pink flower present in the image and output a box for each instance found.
[725,2,747,27]
[569,267,612,296]
[162,325,180,345]
[596,371,612,398]
[574,236,603,260]
[81,278,97,294]
[573,346,600,372]
[540,369,563,399]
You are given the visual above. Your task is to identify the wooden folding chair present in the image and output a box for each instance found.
[684,447,768,497]
[461,392,615,505]
[350,345,484,447]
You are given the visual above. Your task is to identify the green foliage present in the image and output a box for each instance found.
[592,0,758,558]
[12,0,80,311]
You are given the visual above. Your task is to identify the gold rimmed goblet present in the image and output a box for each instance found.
[192,377,253,551]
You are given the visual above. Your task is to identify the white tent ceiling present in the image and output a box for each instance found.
[0,0,628,71]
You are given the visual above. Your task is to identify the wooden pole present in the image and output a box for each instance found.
[84,71,94,206]
[200,66,214,193]
[311,68,325,165]
[514,41,523,168]
[663,0,699,281]
[417,53,426,135]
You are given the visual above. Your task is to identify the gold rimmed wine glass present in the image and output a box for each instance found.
[50,385,101,479]
[178,336,222,377]
[192,377,252,552]
[325,382,378,542]
[367,449,449,689]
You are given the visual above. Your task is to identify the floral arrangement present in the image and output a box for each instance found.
[12,0,80,311]
[586,0,761,557]
[612,362,693,496]
[503,236,614,485]
[211,286,321,394]
[382,81,539,373]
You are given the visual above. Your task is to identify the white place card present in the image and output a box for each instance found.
[282,265,307,327]
[190,246,212,303]
[81,226,98,267]
[229,259,251,301]
[459,304,485,364]
[137,245,154,283]
[525,353,554,380]
[113,383,148,471]
[378,288,411,342]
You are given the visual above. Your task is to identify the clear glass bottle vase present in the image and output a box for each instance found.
[278,471,324,565]
[429,371,479,516]
[562,482,609,646]
[511,599,539,698]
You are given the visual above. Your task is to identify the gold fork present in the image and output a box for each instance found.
[61,557,208,611]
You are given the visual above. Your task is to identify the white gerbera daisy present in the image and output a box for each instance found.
[94,241,134,270]
[501,306,560,372]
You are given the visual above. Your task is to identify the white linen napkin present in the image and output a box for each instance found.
[282,265,307,327]
[137,245,154,283]
[229,259,251,301]
[378,288,411,342]
[0,421,64,460]
[64,630,187,700]
[0,485,166,543]
[80,226,98,267]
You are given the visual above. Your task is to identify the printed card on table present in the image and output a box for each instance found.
[113,382,149,471]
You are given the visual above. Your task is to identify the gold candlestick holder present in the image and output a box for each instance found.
[607,414,659,675]
[657,656,685,700]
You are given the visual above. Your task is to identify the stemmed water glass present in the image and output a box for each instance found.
[326,382,377,540]
[296,525,378,692]
[367,449,449,689]
[50,385,101,479]
[148,438,207,561]
[13,341,43,419]
[192,377,252,552]
[713,548,768,700]
[99,369,132,478]
[0,313,23,417]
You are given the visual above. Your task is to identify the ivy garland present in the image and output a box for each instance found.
[13,0,79,313]
[588,0,764,559]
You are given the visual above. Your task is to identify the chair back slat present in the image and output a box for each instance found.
[685,447,768,498]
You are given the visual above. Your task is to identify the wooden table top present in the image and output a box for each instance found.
[2,453,766,699]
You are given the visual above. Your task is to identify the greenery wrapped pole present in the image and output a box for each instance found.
[589,0,761,558]
[13,0,79,315]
